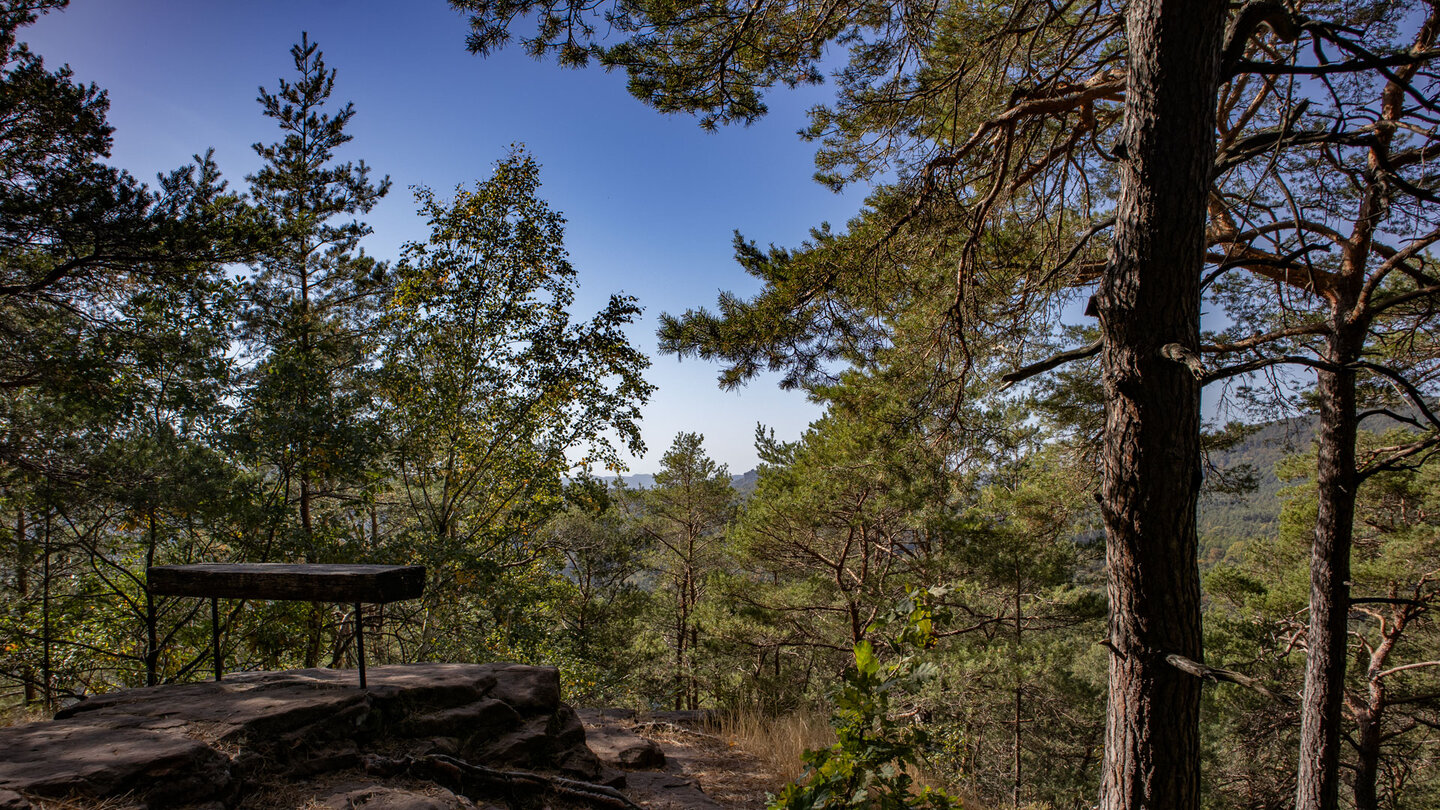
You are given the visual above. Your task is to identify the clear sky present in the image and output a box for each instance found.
[23,0,869,473]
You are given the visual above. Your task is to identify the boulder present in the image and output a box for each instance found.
[583,723,667,770]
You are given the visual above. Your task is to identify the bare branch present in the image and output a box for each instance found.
[1201,354,1338,384]
[1166,653,1295,705]
[1203,321,1328,353]
[1377,661,1440,680]
[1231,50,1438,76]
[1350,360,1440,430]
[998,339,1101,389]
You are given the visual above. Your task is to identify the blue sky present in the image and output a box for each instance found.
[24,0,871,473]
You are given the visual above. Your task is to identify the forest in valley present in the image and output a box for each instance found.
[2,1,1439,809]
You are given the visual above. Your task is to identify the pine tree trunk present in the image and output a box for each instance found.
[16,506,36,705]
[145,508,160,687]
[689,624,699,711]
[305,601,325,669]
[1013,564,1023,810]
[674,579,688,712]
[1297,329,1360,810]
[1095,2,1225,808]
[300,474,314,548]
[1352,707,1380,810]
[302,473,321,669]
[41,509,53,711]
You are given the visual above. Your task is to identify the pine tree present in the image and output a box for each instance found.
[637,433,735,711]
[240,33,391,566]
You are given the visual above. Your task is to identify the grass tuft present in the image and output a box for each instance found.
[709,705,836,784]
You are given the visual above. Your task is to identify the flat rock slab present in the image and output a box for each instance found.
[579,720,667,770]
[0,663,577,808]
[622,772,725,810]
[0,720,231,805]
[2,665,741,810]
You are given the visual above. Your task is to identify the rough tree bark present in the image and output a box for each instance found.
[1297,326,1360,810]
[1095,1,1227,808]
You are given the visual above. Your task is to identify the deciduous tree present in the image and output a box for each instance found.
[379,149,653,664]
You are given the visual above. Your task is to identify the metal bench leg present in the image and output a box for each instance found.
[211,597,222,682]
[355,602,366,689]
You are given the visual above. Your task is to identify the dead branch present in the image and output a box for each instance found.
[1166,653,1295,705]
[1349,360,1440,430]
[1377,661,1440,680]
[1202,321,1329,353]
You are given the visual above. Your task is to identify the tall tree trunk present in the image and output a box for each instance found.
[305,601,325,669]
[689,624,699,711]
[41,509,52,712]
[1014,561,1024,810]
[674,575,688,711]
[16,506,36,705]
[1297,327,1361,810]
[1352,706,1381,810]
[1095,2,1225,808]
[300,475,314,548]
[144,508,160,687]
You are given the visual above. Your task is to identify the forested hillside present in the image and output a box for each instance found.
[1200,412,1433,565]
[1200,417,1313,563]
[3,3,1439,810]
[611,469,758,497]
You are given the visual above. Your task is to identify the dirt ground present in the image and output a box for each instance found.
[622,720,788,810]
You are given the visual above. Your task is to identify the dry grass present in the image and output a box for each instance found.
[15,794,142,810]
[706,708,995,810]
[708,706,835,785]
[0,702,49,728]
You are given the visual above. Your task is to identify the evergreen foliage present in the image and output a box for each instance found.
[0,5,1438,809]
[631,432,736,710]
[239,32,392,566]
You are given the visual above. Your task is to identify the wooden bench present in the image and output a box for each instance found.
[147,563,426,688]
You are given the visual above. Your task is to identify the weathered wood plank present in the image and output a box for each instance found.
[147,564,426,604]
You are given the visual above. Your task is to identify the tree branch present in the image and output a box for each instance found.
[998,340,1101,389]
[1377,660,1440,680]
[1200,354,1338,384]
[1166,653,1294,705]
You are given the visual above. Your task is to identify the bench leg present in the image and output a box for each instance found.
[211,597,222,682]
[355,601,366,689]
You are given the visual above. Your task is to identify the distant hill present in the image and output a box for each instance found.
[731,469,759,497]
[610,473,656,490]
[1198,416,1315,564]
[1196,408,1427,564]
[601,413,1413,562]
[606,469,760,498]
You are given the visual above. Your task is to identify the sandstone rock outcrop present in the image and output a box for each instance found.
[0,664,601,809]
[0,665,763,810]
